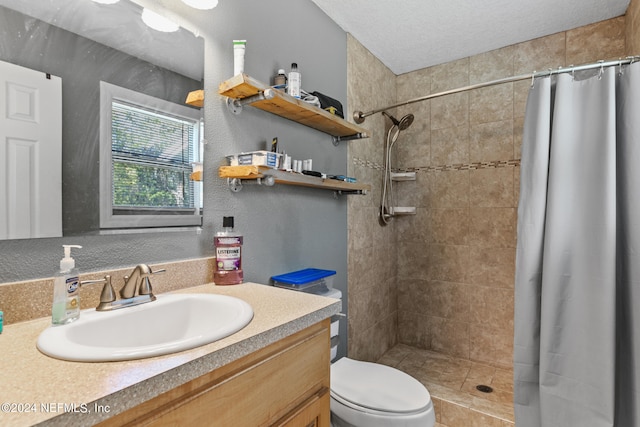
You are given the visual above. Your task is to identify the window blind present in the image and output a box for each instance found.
[111,101,197,210]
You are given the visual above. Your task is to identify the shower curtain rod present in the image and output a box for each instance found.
[353,55,640,124]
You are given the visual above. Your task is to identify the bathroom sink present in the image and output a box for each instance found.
[37,293,253,362]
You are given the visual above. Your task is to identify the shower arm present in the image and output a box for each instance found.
[353,56,640,124]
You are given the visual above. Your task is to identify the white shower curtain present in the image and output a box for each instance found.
[514,63,640,426]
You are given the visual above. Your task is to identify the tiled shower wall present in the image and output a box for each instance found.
[346,34,399,361]
[347,17,627,366]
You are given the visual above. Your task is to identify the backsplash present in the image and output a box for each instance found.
[0,257,215,325]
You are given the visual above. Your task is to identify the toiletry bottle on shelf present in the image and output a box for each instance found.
[287,62,301,98]
[52,245,82,325]
[274,69,287,89]
[233,40,246,75]
[214,217,243,285]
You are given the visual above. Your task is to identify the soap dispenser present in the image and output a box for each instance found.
[52,245,82,325]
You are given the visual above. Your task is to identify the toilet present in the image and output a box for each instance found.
[324,289,436,427]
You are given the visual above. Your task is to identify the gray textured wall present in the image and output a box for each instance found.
[0,0,349,355]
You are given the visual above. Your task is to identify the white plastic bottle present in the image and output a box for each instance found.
[287,62,301,98]
[51,245,82,325]
[233,40,246,75]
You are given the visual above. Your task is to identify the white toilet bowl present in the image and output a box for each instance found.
[330,357,436,427]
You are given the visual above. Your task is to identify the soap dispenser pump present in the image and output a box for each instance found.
[52,245,82,325]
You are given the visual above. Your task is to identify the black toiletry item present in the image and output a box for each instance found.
[311,91,344,118]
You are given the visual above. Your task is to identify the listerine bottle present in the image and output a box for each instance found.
[214,217,243,285]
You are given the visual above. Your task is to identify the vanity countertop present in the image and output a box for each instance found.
[0,282,341,427]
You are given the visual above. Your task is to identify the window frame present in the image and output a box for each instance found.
[99,81,202,229]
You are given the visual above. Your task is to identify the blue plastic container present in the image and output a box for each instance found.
[271,268,336,294]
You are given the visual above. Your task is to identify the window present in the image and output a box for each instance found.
[100,82,202,229]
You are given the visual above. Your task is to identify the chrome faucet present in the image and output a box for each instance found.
[81,264,165,311]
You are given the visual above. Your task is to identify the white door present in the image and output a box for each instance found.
[0,60,62,239]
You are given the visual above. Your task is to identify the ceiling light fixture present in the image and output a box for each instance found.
[181,0,218,10]
[141,8,179,32]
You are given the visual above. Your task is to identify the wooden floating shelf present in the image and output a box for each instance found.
[217,74,370,139]
[185,89,204,107]
[219,166,370,194]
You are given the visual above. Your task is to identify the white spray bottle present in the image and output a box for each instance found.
[51,245,82,325]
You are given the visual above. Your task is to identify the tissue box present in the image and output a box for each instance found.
[226,150,282,168]
[271,268,336,294]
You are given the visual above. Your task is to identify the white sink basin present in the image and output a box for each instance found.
[37,293,253,362]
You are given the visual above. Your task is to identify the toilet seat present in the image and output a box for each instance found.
[330,357,431,414]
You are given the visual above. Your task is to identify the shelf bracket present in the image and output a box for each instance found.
[227,175,276,192]
[334,189,367,197]
[226,88,276,115]
[332,132,368,146]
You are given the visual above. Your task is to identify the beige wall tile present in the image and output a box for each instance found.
[397,208,432,243]
[397,279,430,313]
[398,311,442,349]
[470,45,515,84]
[431,170,470,208]
[432,92,469,130]
[470,120,514,163]
[425,281,472,323]
[513,32,566,74]
[396,172,431,209]
[470,323,514,369]
[513,80,531,119]
[468,246,516,289]
[431,125,470,166]
[468,207,517,248]
[470,168,515,208]
[470,84,513,125]
[398,240,430,280]
[431,208,470,246]
[431,57,470,92]
[513,115,525,156]
[431,319,470,359]
[567,17,626,65]
[626,0,640,55]
[397,116,431,168]
[429,244,469,283]
[469,286,514,330]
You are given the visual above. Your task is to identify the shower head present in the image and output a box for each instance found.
[398,113,414,131]
[382,111,414,131]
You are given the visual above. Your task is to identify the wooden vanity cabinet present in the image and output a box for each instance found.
[98,319,331,427]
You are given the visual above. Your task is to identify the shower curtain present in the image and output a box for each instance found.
[514,62,640,426]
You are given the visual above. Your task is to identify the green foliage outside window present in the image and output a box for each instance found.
[111,101,196,209]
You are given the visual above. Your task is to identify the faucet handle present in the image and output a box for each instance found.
[81,275,116,304]
[139,268,165,296]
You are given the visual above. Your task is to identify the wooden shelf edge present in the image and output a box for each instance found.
[218,74,369,139]
[219,166,370,194]
[186,89,204,107]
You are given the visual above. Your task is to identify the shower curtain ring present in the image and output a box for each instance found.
[530,72,535,88]
[598,60,604,80]
[619,58,624,76]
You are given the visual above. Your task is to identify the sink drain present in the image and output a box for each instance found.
[476,384,494,393]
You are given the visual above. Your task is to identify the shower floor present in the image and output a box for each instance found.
[378,344,514,427]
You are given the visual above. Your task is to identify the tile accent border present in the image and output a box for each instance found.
[352,157,521,173]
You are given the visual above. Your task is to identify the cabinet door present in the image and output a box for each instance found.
[273,387,330,427]
[98,320,331,427]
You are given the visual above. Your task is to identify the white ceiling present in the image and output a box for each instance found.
[310,0,631,75]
